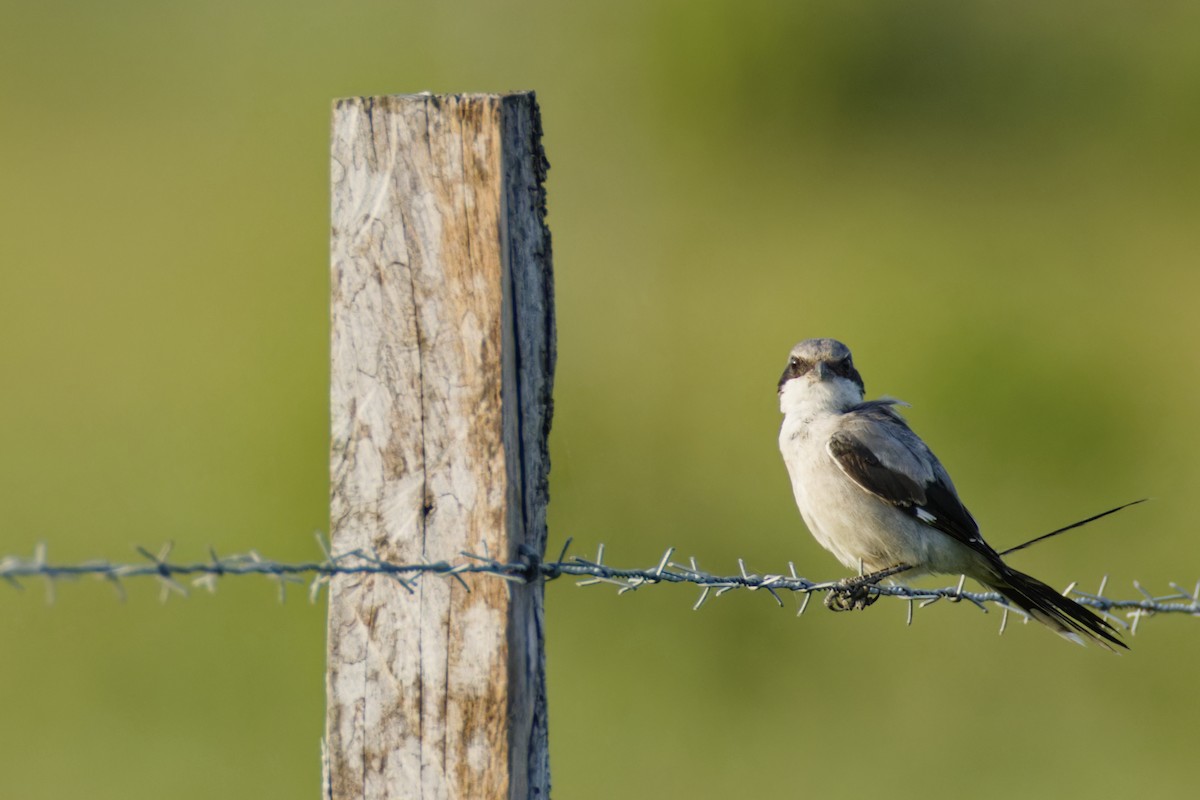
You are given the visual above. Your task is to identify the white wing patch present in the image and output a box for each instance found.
[915,507,938,525]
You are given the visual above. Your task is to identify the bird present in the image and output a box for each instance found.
[776,337,1125,649]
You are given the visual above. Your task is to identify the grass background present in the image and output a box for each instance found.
[2,1,1198,797]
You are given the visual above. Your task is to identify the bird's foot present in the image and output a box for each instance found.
[823,563,912,612]
[824,578,879,611]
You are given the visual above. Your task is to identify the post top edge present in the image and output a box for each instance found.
[332,91,536,110]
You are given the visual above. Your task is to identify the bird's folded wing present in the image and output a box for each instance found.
[827,405,993,556]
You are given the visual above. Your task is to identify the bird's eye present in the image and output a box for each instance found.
[787,357,811,376]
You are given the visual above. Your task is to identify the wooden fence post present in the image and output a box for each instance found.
[324,93,554,799]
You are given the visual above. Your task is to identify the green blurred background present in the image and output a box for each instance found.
[2,1,1198,797]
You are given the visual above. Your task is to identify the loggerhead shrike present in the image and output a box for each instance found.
[777,338,1124,648]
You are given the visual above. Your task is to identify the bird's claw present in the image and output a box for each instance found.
[823,563,910,611]
[824,578,879,612]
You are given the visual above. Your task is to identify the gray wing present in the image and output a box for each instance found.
[826,401,996,558]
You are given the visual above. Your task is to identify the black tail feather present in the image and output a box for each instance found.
[990,567,1127,650]
[1000,498,1147,557]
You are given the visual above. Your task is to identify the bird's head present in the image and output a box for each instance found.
[778,338,865,415]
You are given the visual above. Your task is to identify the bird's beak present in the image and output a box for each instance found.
[813,362,830,380]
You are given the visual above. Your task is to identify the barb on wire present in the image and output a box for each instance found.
[0,537,1196,636]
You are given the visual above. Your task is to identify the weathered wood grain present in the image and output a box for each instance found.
[325,93,554,800]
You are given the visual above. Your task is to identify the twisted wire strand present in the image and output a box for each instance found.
[1,538,1194,635]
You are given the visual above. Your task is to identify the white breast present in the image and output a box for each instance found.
[778,412,969,576]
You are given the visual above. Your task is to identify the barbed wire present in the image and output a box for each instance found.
[1,537,1196,636]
